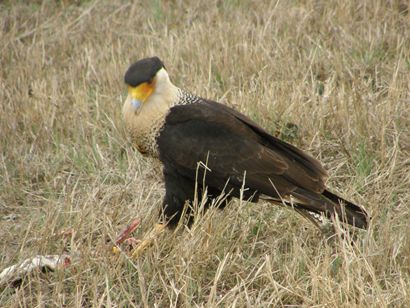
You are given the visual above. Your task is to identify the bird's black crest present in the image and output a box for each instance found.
[124,57,165,87]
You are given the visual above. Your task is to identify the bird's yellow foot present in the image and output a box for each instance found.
[131,223,166,259]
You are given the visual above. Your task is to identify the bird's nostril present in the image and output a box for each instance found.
[131,99,142,109]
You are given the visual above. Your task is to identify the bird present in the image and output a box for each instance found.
[122,57,369,255]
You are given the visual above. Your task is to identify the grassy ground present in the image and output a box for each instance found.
[1,0,409,306]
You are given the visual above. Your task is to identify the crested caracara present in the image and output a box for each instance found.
[122,57,369,237]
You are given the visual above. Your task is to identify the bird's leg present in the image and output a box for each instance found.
[130,223,166,259]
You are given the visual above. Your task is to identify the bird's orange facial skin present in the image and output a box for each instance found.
[128,81,155,103]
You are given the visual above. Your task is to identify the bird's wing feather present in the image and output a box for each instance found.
[204,100,328,180]
[157,101,327,198]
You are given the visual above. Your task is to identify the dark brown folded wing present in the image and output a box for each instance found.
[158,100,327,199]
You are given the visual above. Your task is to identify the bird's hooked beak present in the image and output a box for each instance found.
[128,82,155,110]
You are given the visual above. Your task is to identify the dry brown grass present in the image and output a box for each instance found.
[1,0,409,306]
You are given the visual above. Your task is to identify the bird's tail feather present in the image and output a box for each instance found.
[321,189,369,229]
[265,189,369,229]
